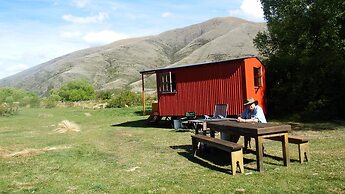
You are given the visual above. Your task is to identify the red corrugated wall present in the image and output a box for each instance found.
[243,58,266,113]
[157,59,248,117]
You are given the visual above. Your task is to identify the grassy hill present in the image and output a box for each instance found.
[0,17,266,95]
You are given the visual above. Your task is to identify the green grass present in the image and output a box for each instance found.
[0,107,345,193]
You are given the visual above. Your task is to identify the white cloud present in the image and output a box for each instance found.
[62,12,108,24]
[229,0,264,22]
[60,31,82,38]
[83,30,129,45]
[240,0,264,19]
[72,0,91,8]
[162,12,172,18]
[0,27,87,79]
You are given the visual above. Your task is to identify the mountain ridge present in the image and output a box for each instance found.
[0,17,266,95]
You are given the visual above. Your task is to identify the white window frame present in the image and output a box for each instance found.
[158,72,176,93]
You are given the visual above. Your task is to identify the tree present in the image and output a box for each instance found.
[254,0,345,119]
[57,80,96,102]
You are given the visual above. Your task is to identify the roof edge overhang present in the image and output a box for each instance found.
[140,55,259,75]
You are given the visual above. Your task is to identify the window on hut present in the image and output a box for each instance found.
[158,72,176,93]
[254,67,262,88]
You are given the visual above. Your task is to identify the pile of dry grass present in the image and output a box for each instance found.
[55,120,80,133]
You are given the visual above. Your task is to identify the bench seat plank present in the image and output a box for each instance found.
[265,135,309,163]
[192,134,242,151]
[191,134,244,175]
[266,136,309,144]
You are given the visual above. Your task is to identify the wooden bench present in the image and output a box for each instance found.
[266,136,310,163]
[191,134,244,175]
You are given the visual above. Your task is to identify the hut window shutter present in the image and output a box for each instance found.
[254,67,262,88]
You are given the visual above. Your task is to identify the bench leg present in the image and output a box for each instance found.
[231,149,244,175]
[244,136,251,150]
[298,142,309,163]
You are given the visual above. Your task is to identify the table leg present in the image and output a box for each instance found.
[195,127,199,134]
[205,122,216,137]
[194,122,202,134]
[282,133,290,166]
[255,136,264,172]
[244,136,250,151]
[210,130,215,138]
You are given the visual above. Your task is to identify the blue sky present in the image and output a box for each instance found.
[0,0,264,79]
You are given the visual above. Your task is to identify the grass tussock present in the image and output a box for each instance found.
[55,120,80,133]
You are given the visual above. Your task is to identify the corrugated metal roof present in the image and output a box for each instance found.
[140,55,258,74]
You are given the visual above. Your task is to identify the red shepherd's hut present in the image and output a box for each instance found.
[140,56,266,120]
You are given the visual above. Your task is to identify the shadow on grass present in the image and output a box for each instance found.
[245,148,302,165]
[170,145,301,173]
[134,110,152,116]
[111,119,198,131]
[170,144,257,174]
[269,121,344,132]
[111,119,173,128]
[170,128,195,133]
[263,151,301,164]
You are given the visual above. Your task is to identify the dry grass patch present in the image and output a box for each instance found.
[0,145,72,158]
[84,112,92,117]
[0,147,10,157]
[55,120,80,133]
[38,113,54,118]
[7,149,42,157]
[12,181,37,192]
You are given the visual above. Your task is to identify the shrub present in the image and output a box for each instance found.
[0,102,19,116]
[96,90,114,100]
[107,90,141,108]
[144,94,157,106]
[42,94,61,108]
[57,80,96,102]
[0,87,40,108]
[22,95,40,108]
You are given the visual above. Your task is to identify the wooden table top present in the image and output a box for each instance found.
[207,121,291,135]
[187,118,236,123]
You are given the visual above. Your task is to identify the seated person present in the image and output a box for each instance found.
[237,98,267,123]
[226,98,267,143]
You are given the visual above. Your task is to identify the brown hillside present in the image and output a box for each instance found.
[0,17,266,95]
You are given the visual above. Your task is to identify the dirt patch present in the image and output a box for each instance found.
[55,120,80,133]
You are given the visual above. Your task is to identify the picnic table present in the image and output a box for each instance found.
[202,121,291,172]
[184,118,237,133]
